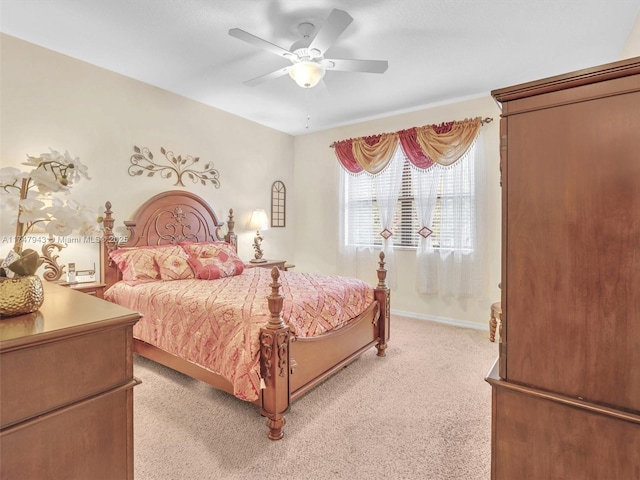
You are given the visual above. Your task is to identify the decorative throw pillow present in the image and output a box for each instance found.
[156,249,194,281]
[181,242,244,280]
[110,244,196,284]
[109,247,161,284]
[180,241,237,259]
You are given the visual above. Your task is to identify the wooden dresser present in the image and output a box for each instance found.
[487,57,640,478]
[0,282,141,480]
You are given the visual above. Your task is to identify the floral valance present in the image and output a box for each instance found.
[333,117,488,174]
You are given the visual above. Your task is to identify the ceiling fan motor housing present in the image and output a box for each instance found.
[291,47,322,62]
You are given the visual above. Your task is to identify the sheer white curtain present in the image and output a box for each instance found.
[372,147,405,289]
[338,147,404,287]
[413,136,485,298]
[411,163,442,294]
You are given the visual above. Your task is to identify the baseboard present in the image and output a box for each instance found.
[391,309,489,331]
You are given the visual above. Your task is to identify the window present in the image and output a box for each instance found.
[343,144,476,251]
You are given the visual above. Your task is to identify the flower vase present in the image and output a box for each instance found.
[0,275,45,317]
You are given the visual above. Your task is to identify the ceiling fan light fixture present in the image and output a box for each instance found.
[289,60,325,88]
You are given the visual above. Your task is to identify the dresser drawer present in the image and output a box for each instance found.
[0,326,130,428]
[1,385,136,480]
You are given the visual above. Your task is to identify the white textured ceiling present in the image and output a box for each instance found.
[1,0,639,135]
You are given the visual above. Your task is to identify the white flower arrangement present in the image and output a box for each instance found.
[0,149,99,277]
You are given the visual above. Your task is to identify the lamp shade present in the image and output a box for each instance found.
[289,61,325,88]
[248,209,269,231]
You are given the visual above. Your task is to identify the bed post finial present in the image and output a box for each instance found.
[224,208,237,251]
[102,201,120,254]
[227,208,234,233]
[377,251,387,289]
[103,201,114,232]
[260,266,290,440]
[267,267,286,330]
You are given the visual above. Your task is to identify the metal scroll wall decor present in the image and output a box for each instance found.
[129,146,220,188]
[271,180,286,227]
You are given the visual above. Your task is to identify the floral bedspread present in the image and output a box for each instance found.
[105,267,374,401]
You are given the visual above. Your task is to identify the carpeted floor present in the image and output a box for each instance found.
[134,315,497,480]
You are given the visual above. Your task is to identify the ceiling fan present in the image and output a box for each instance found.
[228,9,388,89]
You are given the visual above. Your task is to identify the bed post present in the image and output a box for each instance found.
[374,251,390,357]
[259,267,290,440]
[100,201,122,289]
[223,208,237,252]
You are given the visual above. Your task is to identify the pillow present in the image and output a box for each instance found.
[109,247,161,284]
[110,244,194,284]
[180,241,238,259]
[181,242,244,280]
[156,249,194,281]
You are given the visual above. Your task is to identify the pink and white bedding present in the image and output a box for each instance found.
[105,267,374,401]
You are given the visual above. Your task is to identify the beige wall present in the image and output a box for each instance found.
[1,33,502,328]
[0,34,295,273]
[292,97,502,327]
[621,11,640,59]
[4,29,570,333]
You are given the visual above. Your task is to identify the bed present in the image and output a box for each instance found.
[99,190,390,440]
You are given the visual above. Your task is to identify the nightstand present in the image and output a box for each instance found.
[246,260,291,271]
[58,282,106,299]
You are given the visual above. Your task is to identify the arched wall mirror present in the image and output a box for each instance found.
[271,181,286,227]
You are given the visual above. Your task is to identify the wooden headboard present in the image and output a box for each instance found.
[100,190,236,289]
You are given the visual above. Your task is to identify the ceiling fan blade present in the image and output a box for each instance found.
[243,66,291,87]
[315,78,330,96]
[325,58,389,74]
[308,9,353,55]
[229,28,293,58]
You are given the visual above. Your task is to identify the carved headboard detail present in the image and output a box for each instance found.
[123,204,223,247]
[100,190,235,288]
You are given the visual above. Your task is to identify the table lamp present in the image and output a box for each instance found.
[248,209,269,263]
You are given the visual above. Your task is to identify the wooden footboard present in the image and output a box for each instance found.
[260,252,389,440]
[289,301,379,401]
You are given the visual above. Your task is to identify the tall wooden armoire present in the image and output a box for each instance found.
[486,57,640,478]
